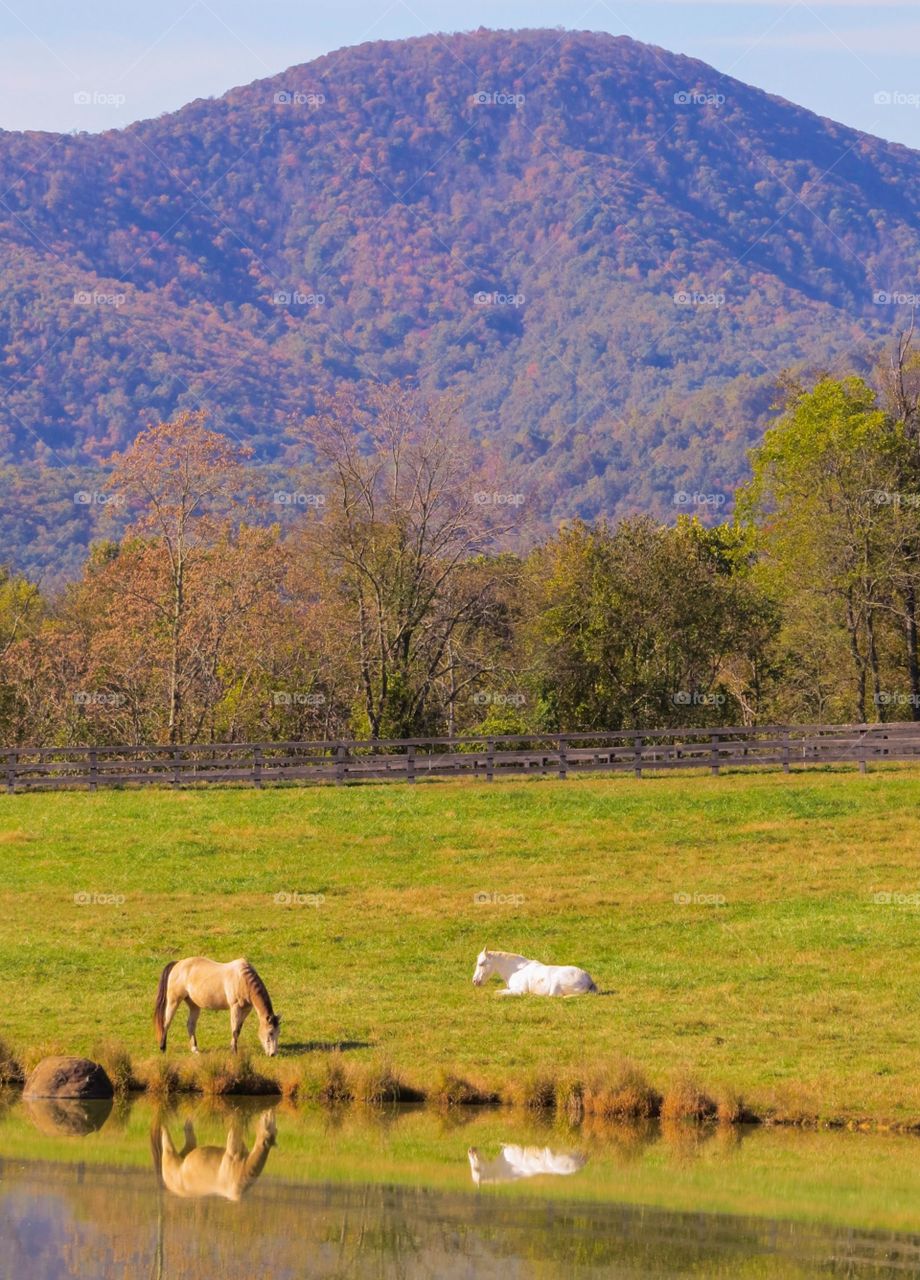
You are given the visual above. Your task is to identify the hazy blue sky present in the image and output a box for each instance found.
[2,1,918,147]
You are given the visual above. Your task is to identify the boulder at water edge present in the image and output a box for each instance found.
[23,1055,114,1100]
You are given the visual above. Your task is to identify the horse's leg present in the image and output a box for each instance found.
[229,1002,249,1053]
[160,997,181,1051]
[179,1120,196,1157]
[225,1121,246,1159]
[185,1000,201,1054]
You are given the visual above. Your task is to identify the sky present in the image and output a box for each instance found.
[0,1,918,148]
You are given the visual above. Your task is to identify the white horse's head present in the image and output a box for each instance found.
[259,1014,282,1057]
[472,950,494,986]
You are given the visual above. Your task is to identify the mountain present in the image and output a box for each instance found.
[1,26,917,579]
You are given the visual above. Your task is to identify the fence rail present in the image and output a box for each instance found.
[4,722,920,792]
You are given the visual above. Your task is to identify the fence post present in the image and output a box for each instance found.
[5,750,16,793]
[172,747,181,789]
[782,731,791,773]
[89,748,98,792]
[253,744,263,788]
[406,743,416,784]
[709,733,719,776]
[633,731,643,779]
[486,738,495,782]
[558,737,568,780]
[336,743,346,785]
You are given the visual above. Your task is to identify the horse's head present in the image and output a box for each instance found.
[472,950,494,986]
[259,1013,282,1057]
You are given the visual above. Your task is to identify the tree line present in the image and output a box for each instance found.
[4,347,920,747]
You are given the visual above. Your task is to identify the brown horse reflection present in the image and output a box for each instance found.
[153,1110,276,1201]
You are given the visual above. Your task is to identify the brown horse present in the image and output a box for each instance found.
[153,1110,277,1200]
[154,956,282,1056]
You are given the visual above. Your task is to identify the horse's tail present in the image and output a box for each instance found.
[154,961,177,1048]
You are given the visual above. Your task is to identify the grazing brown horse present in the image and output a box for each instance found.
[153,1111,277,1201]
[154,956,282,1056]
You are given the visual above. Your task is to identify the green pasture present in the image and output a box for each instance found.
[1,767,918,1119]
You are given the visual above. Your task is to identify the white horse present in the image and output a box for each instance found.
[468,1145,587,1186]
[471,948,598,996]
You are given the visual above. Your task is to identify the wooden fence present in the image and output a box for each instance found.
[4,723,920,792]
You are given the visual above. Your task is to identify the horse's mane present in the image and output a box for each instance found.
[487,949,528,959]
[241,961,276,1023]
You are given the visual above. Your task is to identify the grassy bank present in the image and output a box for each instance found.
[1,767,919,1122]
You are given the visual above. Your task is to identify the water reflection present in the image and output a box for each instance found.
[3,1094,920,1279]
[24,1095,113,1137]
[153,1109,276,1201]
[468,1143,587,1185]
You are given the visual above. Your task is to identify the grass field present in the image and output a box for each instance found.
[1,767,919,1121]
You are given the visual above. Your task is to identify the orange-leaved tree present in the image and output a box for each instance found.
[106,410,251,742]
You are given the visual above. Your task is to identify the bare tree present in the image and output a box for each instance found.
[300,383,518,738]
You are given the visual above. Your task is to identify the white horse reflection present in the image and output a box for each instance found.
[156,1110,277,1201]
[468,1144,587,1186]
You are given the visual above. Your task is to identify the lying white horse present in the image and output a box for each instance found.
[468,1144,586,1186]
[472,948,597,996]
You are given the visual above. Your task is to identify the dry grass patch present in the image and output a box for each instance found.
[432,1071,499,1107]
[0,1037,23,1086]
[579,1059,662,1121]
[661,1073,718,1123]
[194,1051,282,1097]
[91,1040,138,1095]
[137,1057,181,1098]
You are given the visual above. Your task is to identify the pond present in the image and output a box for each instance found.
[2,1093,920,1278]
